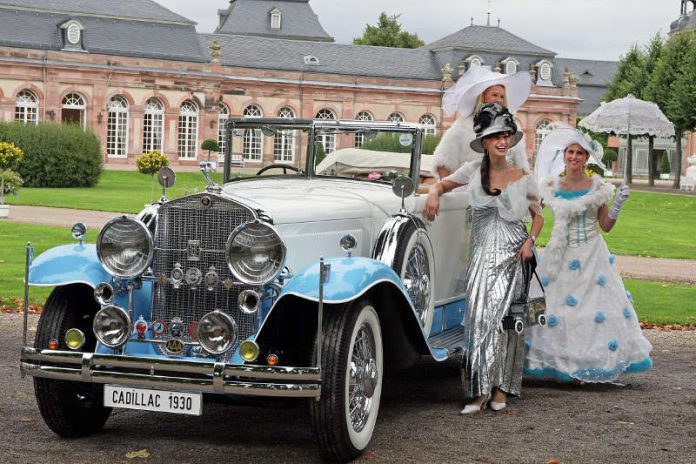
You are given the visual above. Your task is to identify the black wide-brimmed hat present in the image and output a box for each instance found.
[469,102,523,153]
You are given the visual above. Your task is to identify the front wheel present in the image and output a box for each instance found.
[310,300,383,462]
[33,285,112,437]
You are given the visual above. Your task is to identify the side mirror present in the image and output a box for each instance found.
[392,175,415,213]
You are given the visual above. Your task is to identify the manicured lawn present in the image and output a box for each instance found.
[537,190,696,259]
[1,222,694,326]
[625,279,696,326]
[5,170,227,214]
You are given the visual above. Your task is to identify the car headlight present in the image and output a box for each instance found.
[93,305,131,348]
[97,216,154,278]
[198,311,237,355]
[225,220,286,285]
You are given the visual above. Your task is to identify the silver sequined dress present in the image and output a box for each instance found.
[447,169,541,398]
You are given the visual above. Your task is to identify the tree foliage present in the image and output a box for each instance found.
[353,12,424,49]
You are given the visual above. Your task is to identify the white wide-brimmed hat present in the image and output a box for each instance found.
[469,103,523,153]
[442,66,533,118]
[534,127,606,186]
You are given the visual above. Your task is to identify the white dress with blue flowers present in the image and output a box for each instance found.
[524,175,653,383]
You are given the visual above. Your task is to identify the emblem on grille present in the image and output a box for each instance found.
[185,268,203,288]
[201,196,213,208]
[165,339,184,355]
[187,240,201,261]
[169,317,184,338]
[205,266,219,290]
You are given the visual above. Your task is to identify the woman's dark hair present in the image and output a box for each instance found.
[480,151,501,196]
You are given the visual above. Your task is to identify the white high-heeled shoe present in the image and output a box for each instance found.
[460,394,490,415]
[489,400,507,411]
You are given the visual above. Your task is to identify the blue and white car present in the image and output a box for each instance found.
[20,117,472,462]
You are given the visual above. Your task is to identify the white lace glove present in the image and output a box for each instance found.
[608,183,630,220]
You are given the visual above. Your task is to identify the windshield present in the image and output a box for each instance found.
[222,118,434,184]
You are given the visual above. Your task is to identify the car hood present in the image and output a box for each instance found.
[221,177,403,224]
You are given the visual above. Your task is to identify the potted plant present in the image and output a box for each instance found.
[136,151,170,203]
[659,154,671,180]
[0,141,24,218]
[201,139,219,167]
[602,148,617,177]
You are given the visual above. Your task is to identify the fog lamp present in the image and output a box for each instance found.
[198,311,237,356]
[267,353,279,366]
[65,328,85,350]
[239,340,260,362]
[93,305,131,348]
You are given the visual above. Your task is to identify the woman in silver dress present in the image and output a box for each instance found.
[424,103,544,414]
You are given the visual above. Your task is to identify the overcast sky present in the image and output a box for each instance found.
[158,0,681,61]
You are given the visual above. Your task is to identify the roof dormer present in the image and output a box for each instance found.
[534,59,554,86]
[59,19,85,52]
[501,57,519,75]
[269,8,282,30]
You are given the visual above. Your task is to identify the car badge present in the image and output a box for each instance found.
[134,317,148,338]
[185,268,203,288]
[201,196,213,208]
[152,319,166,337]
[169,317,185,338]
[165,339,184,355]
[187,240,201,261]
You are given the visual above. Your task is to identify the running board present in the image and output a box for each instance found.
[428,326,464,359]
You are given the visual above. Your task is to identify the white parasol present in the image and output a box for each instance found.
[579,94,674,138]
[578,94,674,181]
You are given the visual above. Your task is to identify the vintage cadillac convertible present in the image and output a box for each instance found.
[20,118,475,462]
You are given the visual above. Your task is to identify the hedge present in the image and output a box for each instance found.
[0,122,102,187]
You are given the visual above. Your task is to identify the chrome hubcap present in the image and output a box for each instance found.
[348,322,378,433]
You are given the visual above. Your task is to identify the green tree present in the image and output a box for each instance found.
[647,31,696,189]
[201,139,219,161]
[353,12,424,49]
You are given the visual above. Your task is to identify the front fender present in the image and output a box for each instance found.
[278,256,406,303]
[28,244,111,288]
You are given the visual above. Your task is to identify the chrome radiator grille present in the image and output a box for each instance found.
[152,193,257,343]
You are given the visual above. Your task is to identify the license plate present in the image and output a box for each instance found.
[104,385,202,416]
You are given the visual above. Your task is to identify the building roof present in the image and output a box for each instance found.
[555,58,618,116]
[215,0,333,42]
[423,24,555,57]
[0,4,206,62]
[199,33,442,81]
[0,0,194,24]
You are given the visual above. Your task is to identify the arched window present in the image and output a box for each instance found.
[107,96,129,157]
[217,103,229,161]
[354,111,373,147]
[62,93,86,127]
[270,9,281,29]
[419,114,437,136]
[15,90,38,125]
[387,112,404,123]
[505,60,517,75]
[315,109,336,154]
[143,98,164,153]
[535,119,553,152]
[243,104,263,161]
[178,100,199,159]
[274,107,295,162]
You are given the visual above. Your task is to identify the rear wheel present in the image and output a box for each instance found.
[310,300,383,462]
[33,285,111,437]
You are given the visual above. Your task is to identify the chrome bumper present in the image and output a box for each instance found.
[20,347,321,398]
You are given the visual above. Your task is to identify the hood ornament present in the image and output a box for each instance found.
[199,161,222,193]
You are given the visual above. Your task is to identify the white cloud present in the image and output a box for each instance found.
[158,0,680,61]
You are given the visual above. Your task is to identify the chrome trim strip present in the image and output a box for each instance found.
[21,347,321,382]
[21,362,320,398]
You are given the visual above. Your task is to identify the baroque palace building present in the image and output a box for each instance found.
[0,0,615,169]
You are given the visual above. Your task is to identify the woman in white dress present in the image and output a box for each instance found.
[524,128,653,382]
[433,66,532,180]
[424,103,544,414]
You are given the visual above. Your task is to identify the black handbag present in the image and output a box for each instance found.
[502,256,547,334]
